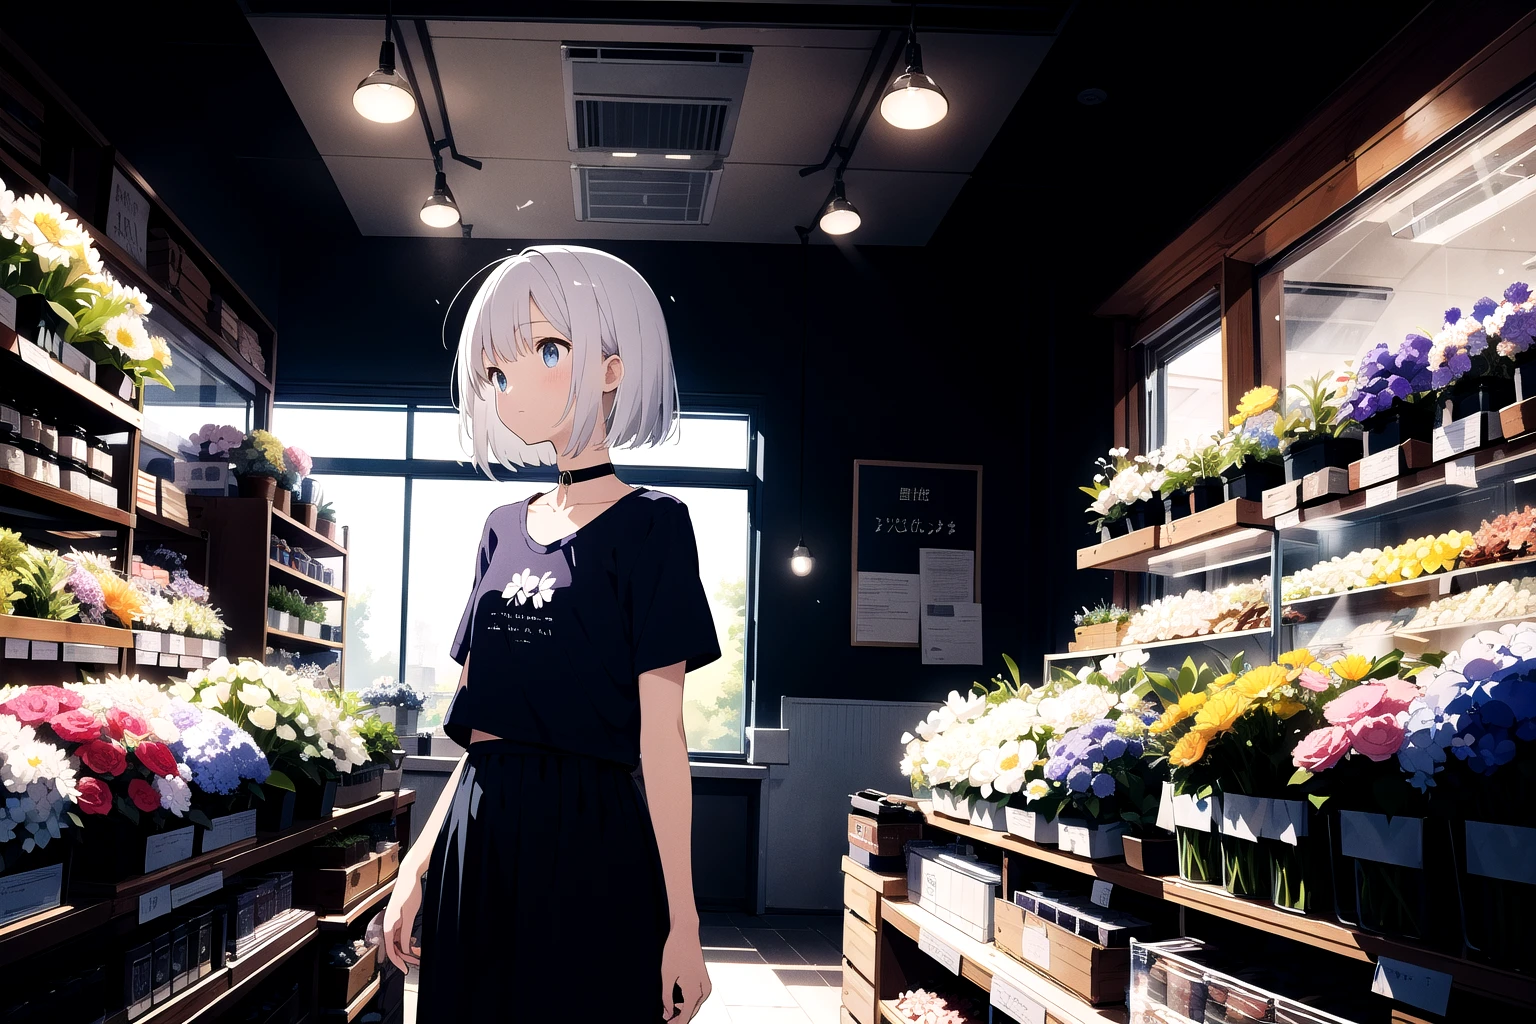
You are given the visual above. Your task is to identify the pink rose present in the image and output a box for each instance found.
[284,446,313,478]
[1296,667,1331,692]
[1,688,62,725]
[1348,713,1407,761]
[106,707,149,740]
[1323,684,1386,726]
[48,708,105,743]
[1377,677,1421,716]
[1292,726,1352,772]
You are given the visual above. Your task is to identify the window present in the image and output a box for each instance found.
[140,309,259,454]
[270,402,758,755]
[1144,301,1224,451]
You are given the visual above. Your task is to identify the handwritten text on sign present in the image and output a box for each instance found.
[106,167,150,267]
[989,978,1045,1024]
[1370,956,1451,1015]
[917,927,961,974]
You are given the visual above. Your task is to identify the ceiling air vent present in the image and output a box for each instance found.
[562,42,752,168]
[571,166,722,225]
[1283,282,1393,356]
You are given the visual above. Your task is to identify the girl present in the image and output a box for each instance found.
[382,246,721,1023]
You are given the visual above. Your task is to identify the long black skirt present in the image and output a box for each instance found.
[417,739,672,1022]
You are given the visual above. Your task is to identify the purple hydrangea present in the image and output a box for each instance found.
[1474,296,1499,320]
[172,708,271,795]
[1339,333,1436,423]
[65,562,106,625]
[1508,282,1532,305]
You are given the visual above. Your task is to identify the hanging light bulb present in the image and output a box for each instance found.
[819,177,861,236]
[353,28,415,124]
[880,33,948,130]
[790,544,815,577]
[420,171,460,228]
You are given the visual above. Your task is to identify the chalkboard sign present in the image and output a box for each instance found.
[851,460,982,647]
[107,166,150,267]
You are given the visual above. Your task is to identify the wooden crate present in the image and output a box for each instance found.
[294,854,379,911]
[993,898,1129,1007]
[319,945,376,1007]
[377,842,400,883]
[1076,525,1158,571]
[1069,621,1128,651]
[843,873,879,927]
[842,909,877,984]
[840,956,876,1024]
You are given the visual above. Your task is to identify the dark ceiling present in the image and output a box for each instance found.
[4,0,1430,334]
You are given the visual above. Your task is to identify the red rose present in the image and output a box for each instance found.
[48,708,106,744]
[76,777,113,816]
[127,778,161,813]
[1,688,62,725]
[106,707,150,740]
[134,741,178,779]
[77,739,128,777]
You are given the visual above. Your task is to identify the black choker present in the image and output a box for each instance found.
[558,464,616,487]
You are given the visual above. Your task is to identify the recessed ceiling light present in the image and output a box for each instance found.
[664,154,692,160]
[612,152,638,158]
[1077,88,1108,106]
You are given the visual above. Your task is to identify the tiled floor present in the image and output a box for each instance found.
[403,911,846,1023]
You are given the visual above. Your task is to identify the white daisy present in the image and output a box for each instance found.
[101,313,155,360]
[6,193,87,270]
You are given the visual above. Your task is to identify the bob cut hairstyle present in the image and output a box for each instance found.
[453,245,679,475]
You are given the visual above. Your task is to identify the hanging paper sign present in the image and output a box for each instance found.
[106,166,151,266]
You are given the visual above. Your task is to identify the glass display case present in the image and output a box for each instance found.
[139,304,260,464]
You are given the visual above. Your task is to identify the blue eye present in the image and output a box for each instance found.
[540,342,562,368]
[488,368,509,392]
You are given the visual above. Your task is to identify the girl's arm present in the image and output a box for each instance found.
[638,660,698,933]
[400,655,471,877]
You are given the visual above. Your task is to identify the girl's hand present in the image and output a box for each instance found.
[382,863,424,972]
[660,926,711,1021]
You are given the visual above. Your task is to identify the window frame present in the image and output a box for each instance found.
[1140,294,1222,451]
[274,397,762,761]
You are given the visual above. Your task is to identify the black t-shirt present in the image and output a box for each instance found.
[442,486,722,768]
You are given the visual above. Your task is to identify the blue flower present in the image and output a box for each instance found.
[172,708,271,795]
[1089,773,1116,798]
[1101,735,1127,761]
[1067,765,1092,793]
[1473,296,1499,321]
[1506,281,1532,305]
[1445,307,1462,325]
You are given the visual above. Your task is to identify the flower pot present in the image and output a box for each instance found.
[13,293,68,359]
[1329,811,1462,951]
[71,819,196,885]
[1221,461,1283,502]
[1123,833,1178,876]
[1266,801,1329,916]
[1282,434,1363,482]
[239,474,278,503]
[1190,478,1225,513]
[1163,487,1193,522]
[1515,354,1536,403]
[1362,400,1436,455]
[1098,516,1130,543]
[969,796,1007,832]
[1454,820,1536,970]
[334,765,385,809]
[273,487,292,515]
[267,608,281,629]
[256,786,296,832]
[318,518,339,542]
[381,767,404,792]
[302,620,322,638]
[1004,804,1059,845]
[291,500,319,529]
[1442,375,1516,425]
[372,706,418,737]
[1125,498,1164,532]
[293,778,338,821]
[0,842,69,927]
[1057,818,1128,860]
[94,365,136,403]
[1219,833,1272,900]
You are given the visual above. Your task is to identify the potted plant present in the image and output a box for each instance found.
[308,831,371,869]
[268,586,303,634]
[358,679,426,737]
[357,717,407,791]
[316,501,341,543]
[283,446,315,525]
[1428,304,1515,424]
[1073,603,1131,650]
[301,601,326,638]
[1220,387,1284,502]
[179,424,244,464]
[1480,281,1536,400]
[230,430,288,506]
[1082,447,1164,540]
[1274,372,1363,481]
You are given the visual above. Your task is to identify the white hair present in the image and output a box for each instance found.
[452,245,679,474]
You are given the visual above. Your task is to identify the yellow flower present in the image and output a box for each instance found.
[1168,728,1212,767]
[1229,385,1279,426]
[1424,531,1472,573]
[149,335,173,368]
[1269,699,1307,719]
[1207,672,1236,691]
[1178,691,1208,714]
[1194,687,1254,734]
[1333,654,1372,682]
[1235,664,1289,698]
[1278,649,1314,669]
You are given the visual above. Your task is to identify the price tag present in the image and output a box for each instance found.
[1433,416,1481,462]
[138,884,173,924]
[1261,481,1299,518]
[1090,880,1113,907]
[30,641,59,661]
[1370,956,1451,1016]
[1018,924,1051,969]
[171,871,222,909]
[1275,510,1301,531]
[143,826,195,873]
[1356,447,1400,488]
[0,289,16,329]
[990,978,1046,1024]
[3,639,28,660]
[1365,480,1398,508]
[1445,455,1477,488]
[917,927,961,974]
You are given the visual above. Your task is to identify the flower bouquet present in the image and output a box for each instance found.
[1081,447,1160,539]
[1461,506,1536,567]
[1027,712,1160,859]
[1123,576,1270,645]
[358,678,426,737]
[1427,301,1515,424]
[0,688,80,921]
[1273,372,1362,481]
[229,430,288,505]
[1220,387,1284,501]
[1479,281,1536,401]
[178,424,244,463]
[284,447,319,526]
[1338,332,1438,455]
[1,177,172,398]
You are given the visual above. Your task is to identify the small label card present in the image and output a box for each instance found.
[0,862,63,927]
[201,810,258,854]
[1090,880,1113,908]
[135,649,159,665]
[143,826,196,873]
[1371,956,1451,1016]
[138,884,173,925]
[1433,415,1481,462]
[1018,923,1051,970]
[166,633,186,655]
[1366,480,1398,508]
[917,928,961,974]
[30,641,59,661]
[990,978,1046,1024]
[0,288,17,329]
[1356,447,1401,488]
[1261,481,1299,518]
[3,638,28,660]
[1275,510,1302,531]
[171,871,223,909]
[1445,455,1477,488]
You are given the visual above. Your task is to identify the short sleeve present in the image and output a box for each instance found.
[449,514,495,665]
[629,498,722,678]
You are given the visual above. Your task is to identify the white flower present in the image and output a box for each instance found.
[276,724,297,741]
[528,571,556,609]
[238,684,272,708]
[101,313,155,361]
[155,774,192,816]
[247,705,278,731]
[148,717,180,744]
[944,689,987,723]
[502,575,529,605]
[1025,779,1050,801]
[1121,648,1149,669]
[5,192,88,270]
[991,739,1032,795]
[1098,655,1128,683]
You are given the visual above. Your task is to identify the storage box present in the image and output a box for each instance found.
[376,842,400,883]
[905,840,1000,942]
[307,835,370,869]
[294,855,380,911]
[335,764,385,808]
[846,844,904,873]
[994,898,1130,1006]
[847,812,922,857]
[320,945,377,1008]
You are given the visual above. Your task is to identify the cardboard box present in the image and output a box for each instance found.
[376,842,400,884]
[294,854,380,910]
[994,898,1130,1007]
[847,812,922,857]
[319,945,376,1008]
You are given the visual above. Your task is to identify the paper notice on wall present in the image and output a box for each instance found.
[855,572,919,643]
[919,548,974,606]
[921,603,983,664]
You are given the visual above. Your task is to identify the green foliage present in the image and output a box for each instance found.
[302,601,328,624]
[317,500,338,522]
[0,527,24,615]
[1073,602,1130,627]
[267,585,307,616]
[12,545,80,621]
[1274,372,1355,445]
[356,715,400,761]
[317,830,370,848]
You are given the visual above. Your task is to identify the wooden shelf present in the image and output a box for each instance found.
[0,615,135,648]
[270,559,345,599]
[1077,501,1272,577]
[316,879,395,932]
[1,333,144,431]
[323,975,380,1022]
[921,810,1166,898]
[1076,525,1158,572]
[271,507,347,558]
[0,467,135,527]
[881,897,1127,1024]
[1043,626,1273,664]
[266,626,344,650]
[0,902,112,969]
[135,506,206,540]
[841,856,908,899]
[1283,553,1536,610]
